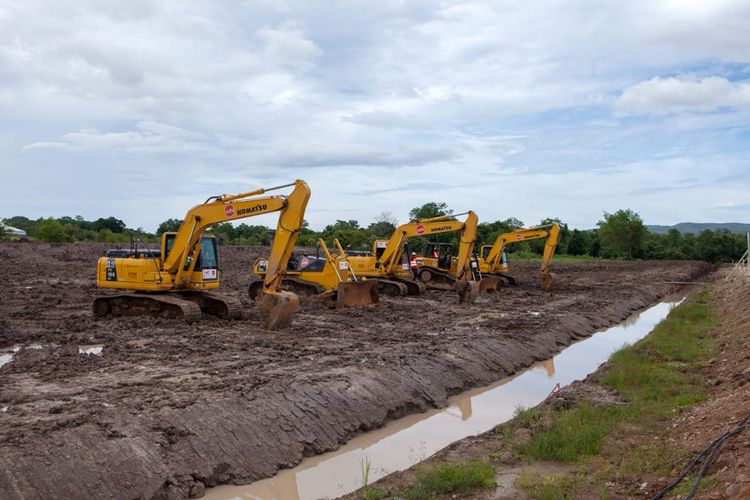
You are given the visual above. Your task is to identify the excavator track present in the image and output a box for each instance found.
[417,266,458,290]
[376,279,408,296]
[497,273,516,286]
[388,277,426,295]
[93,293,203,322]
[189,292,243,319]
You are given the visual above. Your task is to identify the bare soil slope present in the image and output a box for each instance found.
[0,242,710,499]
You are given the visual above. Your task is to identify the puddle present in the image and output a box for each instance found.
[0,354,12,369]
[0,345,24,368]
[203,298,684,500]
[79,345,104,356]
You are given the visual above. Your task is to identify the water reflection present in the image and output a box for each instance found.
[205,299,682,500]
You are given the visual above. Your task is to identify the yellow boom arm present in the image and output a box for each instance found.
[377,211,479,276]
[165,180,311,296]
[483,223,560,290]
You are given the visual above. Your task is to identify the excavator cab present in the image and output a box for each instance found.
[421,242,456,270]
[163,233,219,276]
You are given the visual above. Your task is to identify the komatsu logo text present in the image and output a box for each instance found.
[430,225,453,233]
[236,204,267,216]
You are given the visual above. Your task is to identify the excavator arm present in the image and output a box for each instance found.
[483,223,560,291]
[165,180,311,328]
[539,224,560,291]
[377,214,466,274]
[166,195,287,286]
[452,211,478,280]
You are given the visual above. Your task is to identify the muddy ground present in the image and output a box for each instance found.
[0,242,711,499]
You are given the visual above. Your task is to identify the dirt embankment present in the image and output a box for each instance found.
[0,242,711,499]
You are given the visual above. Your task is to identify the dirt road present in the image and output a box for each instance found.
[0,242,711,499]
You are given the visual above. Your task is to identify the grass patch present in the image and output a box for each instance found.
[671,473,718,497]
[361,488,385,500]
[512,290,719,498]
[513,406,541,427]
[509,251,601,262]
[401,462,496,499]
[518,473,583,500]
[519,403,622,462]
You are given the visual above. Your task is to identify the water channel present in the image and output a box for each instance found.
[205,297,683,500]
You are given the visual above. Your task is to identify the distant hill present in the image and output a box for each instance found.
[647,223,750,235]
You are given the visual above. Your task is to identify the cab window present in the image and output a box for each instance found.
[200,238,218,269]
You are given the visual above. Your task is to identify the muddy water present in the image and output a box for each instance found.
[206,298,683,500]
[78,344,104,355]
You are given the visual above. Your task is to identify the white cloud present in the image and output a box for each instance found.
[616,76,750,115]
[1,0,750,231]
[23,121,213,154]
[257,22,321,67]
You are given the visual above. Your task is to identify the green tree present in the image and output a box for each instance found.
[296,220,320,247]
[157,218,183,236]
[367,211,398,238]
[93,216,126,233]
[0,225,7,240]
[409,202,452,221]
[476,218,525,246]
[37,218,73,243]
[321,220,371,249]
[529,218,569,254]
[566,229,587,255]
[597,209,647,258]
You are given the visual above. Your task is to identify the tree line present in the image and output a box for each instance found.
[2,206,747,264]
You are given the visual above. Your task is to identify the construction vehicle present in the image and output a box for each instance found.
[415,241,502,293]
[478,223,560,291]
[94,180,311,330]
[254,212,488,304]
[250,238,379,308]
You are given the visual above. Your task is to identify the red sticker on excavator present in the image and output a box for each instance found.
[416,224,425,235]
[224,204,235,217]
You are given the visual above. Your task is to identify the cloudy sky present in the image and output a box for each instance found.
[1,0,749,231]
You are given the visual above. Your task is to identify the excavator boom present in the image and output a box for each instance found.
[478,223,560,291]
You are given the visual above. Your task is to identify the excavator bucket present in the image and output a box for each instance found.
[336,280,379,308]
[541,272,557,292]
[257,290,300,330]
[478,276,502,293]
[456,280,481,305]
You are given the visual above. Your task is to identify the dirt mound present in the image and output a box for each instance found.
[0,242,711,499]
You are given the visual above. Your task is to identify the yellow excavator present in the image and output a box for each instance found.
[250,237,379,308]
[413,215,503,293]
[254,212,487,304]
[94,180,311,329]
[477,223,560,291]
